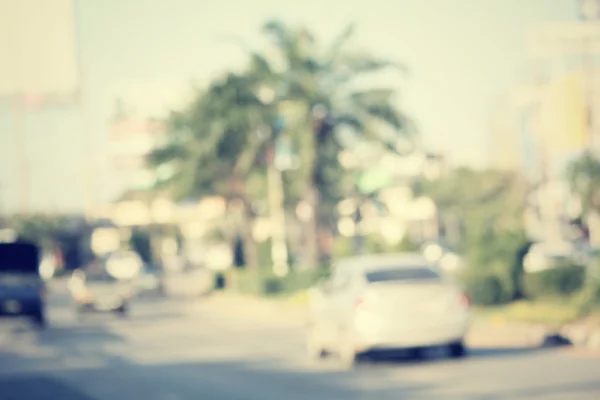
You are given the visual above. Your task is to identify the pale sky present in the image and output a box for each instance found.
[0,0,578,213]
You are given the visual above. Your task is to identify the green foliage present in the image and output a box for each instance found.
[365,234,419,254]
[331,236,355,259]
[417,168,528,304]
[8,215,67,247]
[523,263,586,300]
[149,73,272,201]
[231,267,329,296]
[464,272,509,306]
[331,234,419,260]
[147,21,416,272]
[257,239,273,269]
[568,150,600,216]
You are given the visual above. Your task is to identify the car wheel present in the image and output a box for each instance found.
[74,304,86,319]
[448,340,467,358]
[338,330,359,369]
[306,324,327,361]
[406,347,425,360]
[31,308,47,330]
[115,303,129,318]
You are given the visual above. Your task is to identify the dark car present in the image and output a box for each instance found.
[0,241,46,328]
[68,263,133,317]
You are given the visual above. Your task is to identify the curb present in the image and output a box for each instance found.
[477,317,600,351]
[211,291,600,350]
[559,324,600,350]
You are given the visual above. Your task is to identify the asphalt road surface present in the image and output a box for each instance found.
[1,281,600,400]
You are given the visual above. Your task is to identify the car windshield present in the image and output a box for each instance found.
[365,267,440,283]
[0,242,40,275]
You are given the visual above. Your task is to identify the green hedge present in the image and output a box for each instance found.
[523,262,586,300]
[231,267,329,297]
[463,272,511,306]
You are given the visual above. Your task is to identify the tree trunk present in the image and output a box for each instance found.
[240,199,260,271]
[353,206,365,255]
[304,184,320,269]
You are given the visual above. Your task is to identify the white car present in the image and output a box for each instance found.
[305,253,471,366]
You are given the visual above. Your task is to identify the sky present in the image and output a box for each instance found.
[0,0,579,213]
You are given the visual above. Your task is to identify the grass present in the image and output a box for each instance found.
[266,291,592,326]
[228,275,600,329]
[474,298,596,327]
[284,289,311,307]
[283,290,600,328]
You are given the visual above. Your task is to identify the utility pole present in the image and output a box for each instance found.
[267,146,289,277]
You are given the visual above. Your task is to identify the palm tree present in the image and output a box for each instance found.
[149,72,275,271]
[246,20,415,267]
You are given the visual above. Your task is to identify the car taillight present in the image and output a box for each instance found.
[355,297,365,309]
[460,293,471,309]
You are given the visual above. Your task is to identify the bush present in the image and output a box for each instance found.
[501,300,583,325]
[279,268,330,293]
[464,231,530,302]
[231,267,329,297]
[232,269,279,295]
[331,234,419,260]
[464,273,509,306]
[523,262,586,300]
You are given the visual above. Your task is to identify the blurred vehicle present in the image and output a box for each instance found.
[306,253,471,367]
[162,264,213,298]
[68,262,133,317]
[105,250,143,280]
[0,241,46,329]
[133,265,165,298]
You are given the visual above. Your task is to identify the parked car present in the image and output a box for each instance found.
[0,241,46,329]
[162,264,213,298]
[305,253,471,367]
[68,263,133,318]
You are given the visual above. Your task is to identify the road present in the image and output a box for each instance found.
[1,281,600,399]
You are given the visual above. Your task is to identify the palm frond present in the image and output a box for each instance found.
[324,23,356,66]
[147,143,189,166]
[362,102,405,130]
